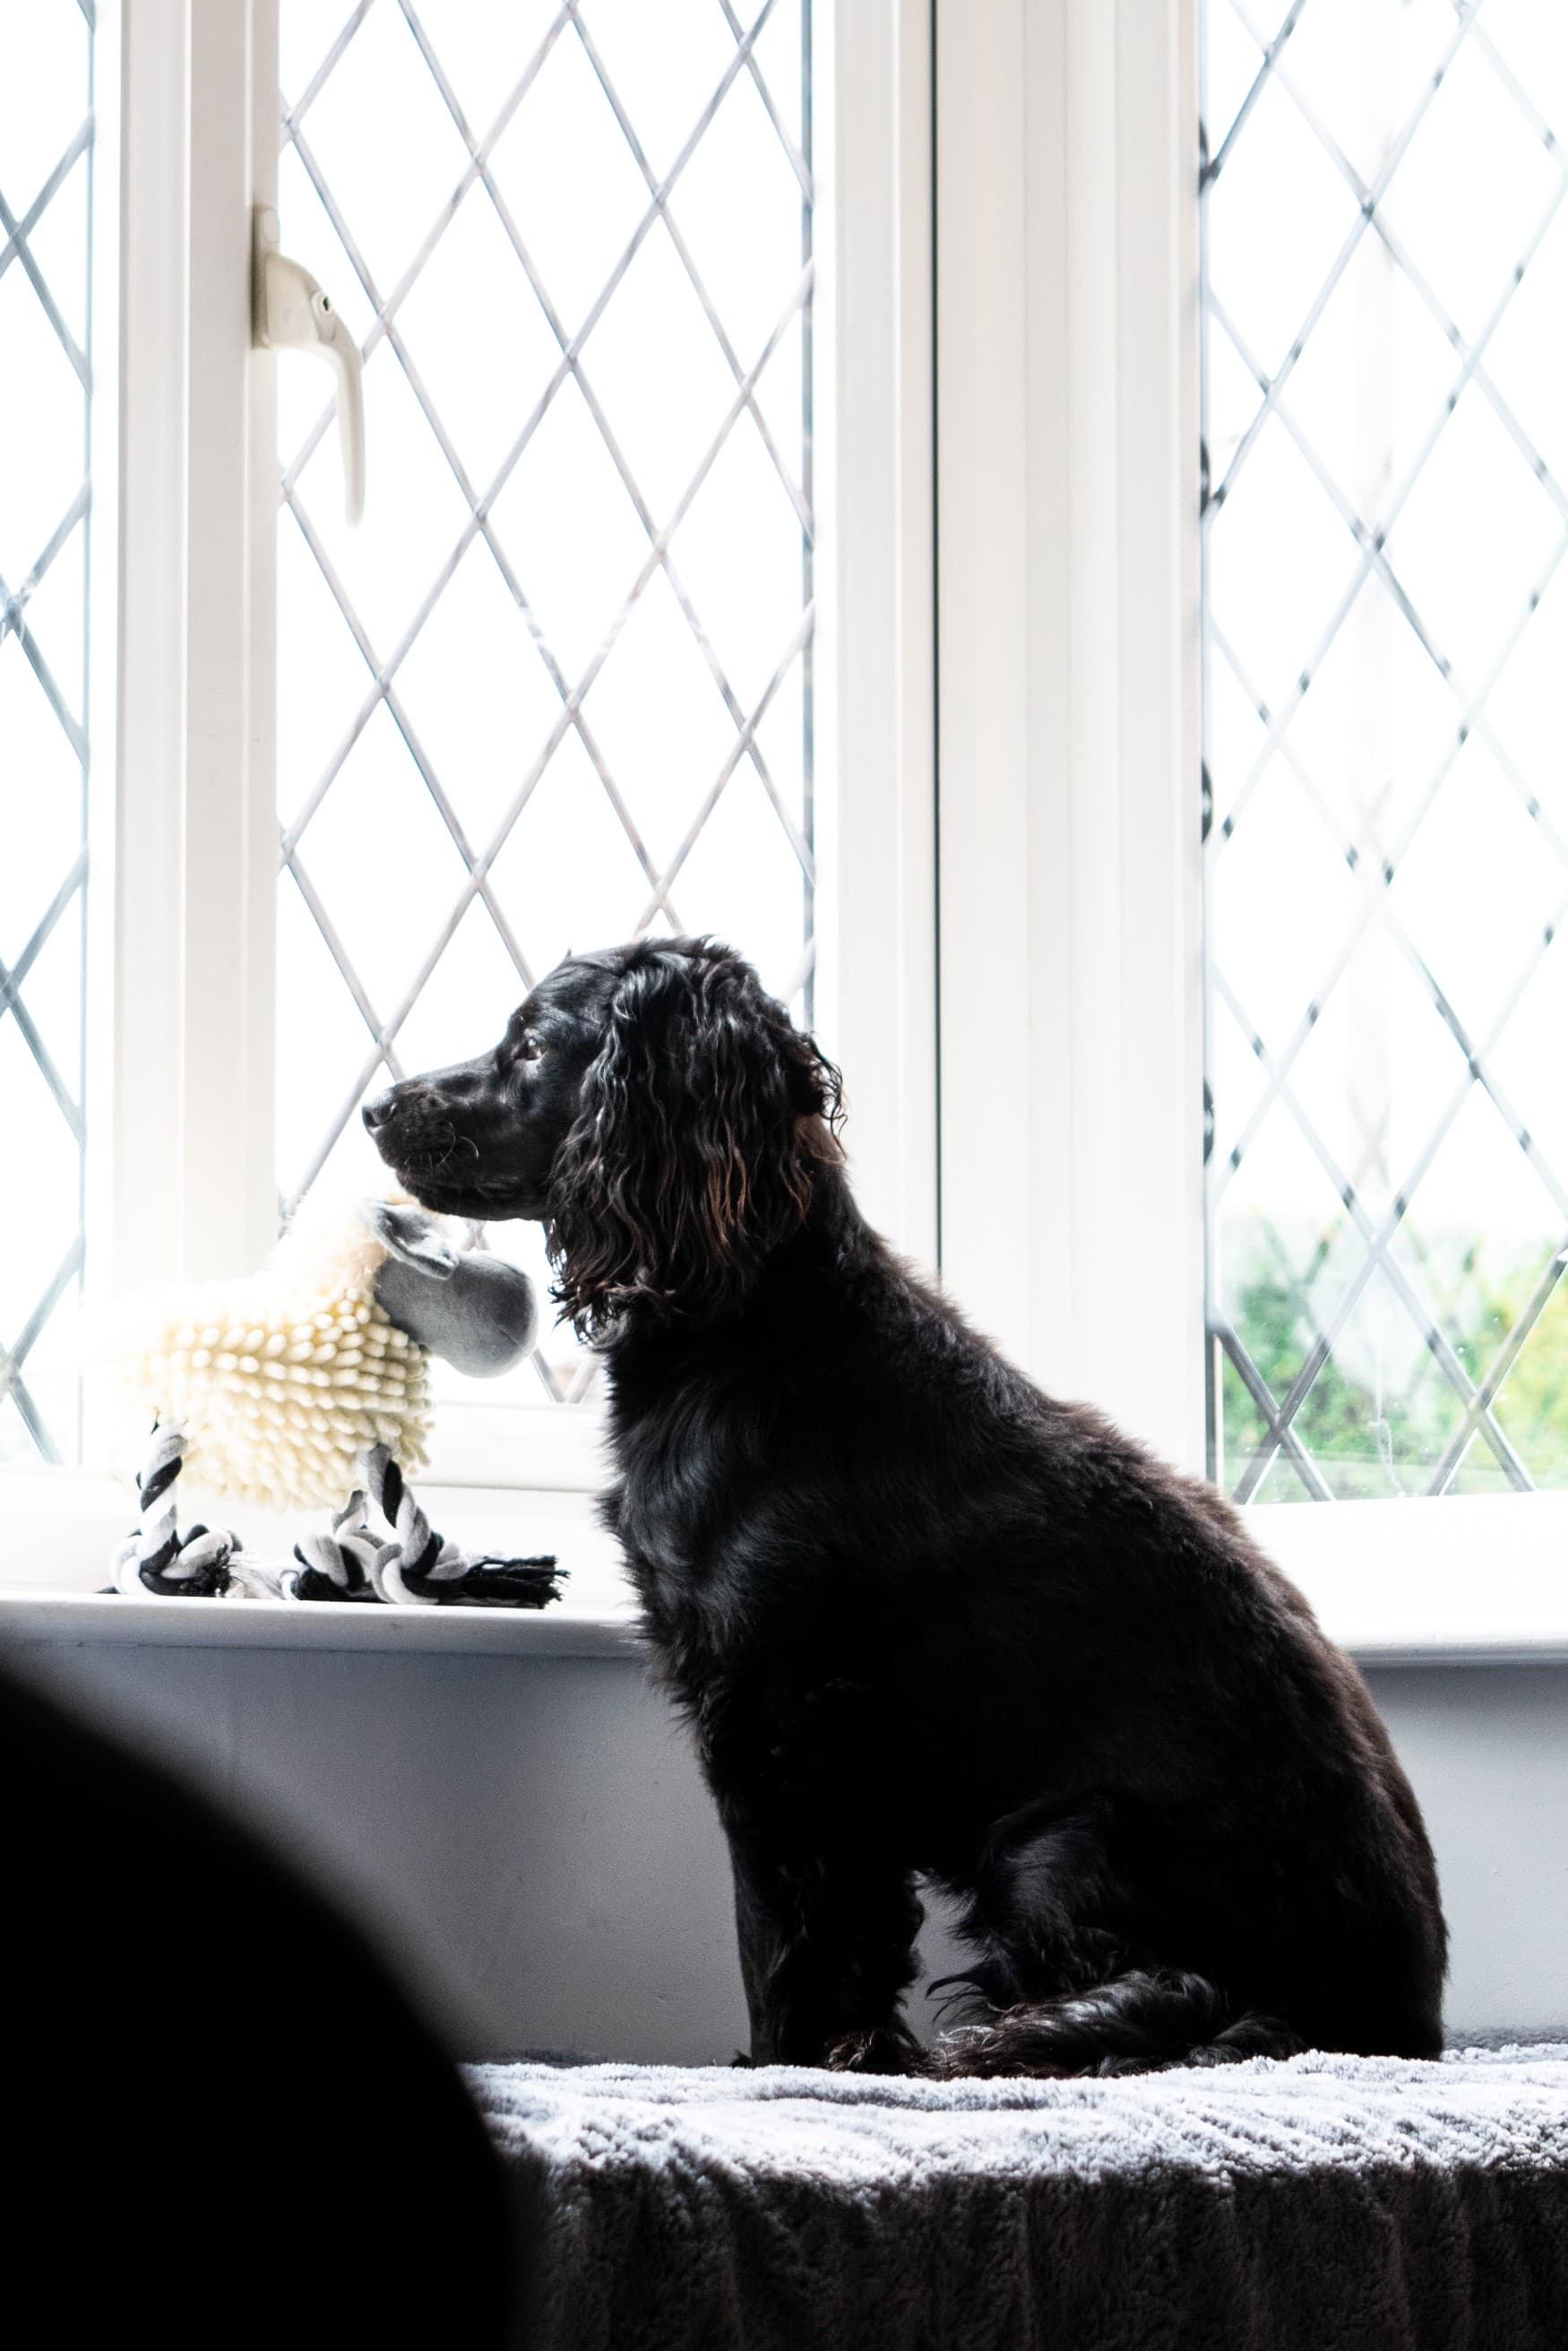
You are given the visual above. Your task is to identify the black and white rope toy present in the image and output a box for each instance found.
[284,1444,561,1606]
[109,1197,564,1610]
[109,1422,276,1598]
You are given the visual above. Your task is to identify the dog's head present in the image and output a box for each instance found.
[363,938,841,1335]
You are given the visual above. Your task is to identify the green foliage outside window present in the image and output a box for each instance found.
[1218,1218,1568,1500]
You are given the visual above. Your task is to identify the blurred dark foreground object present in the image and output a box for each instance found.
[1,1658,513,2348]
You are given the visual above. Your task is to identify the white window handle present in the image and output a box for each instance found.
[251,205,365,525]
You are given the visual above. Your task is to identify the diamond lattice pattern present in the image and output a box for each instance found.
[276,0,818,1404]
[0,0,96,1465]
[1203,0,1568,1499]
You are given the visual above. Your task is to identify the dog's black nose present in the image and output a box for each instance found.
[362,1087,400,1134]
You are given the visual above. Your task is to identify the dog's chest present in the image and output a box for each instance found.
[609,1468,728,1652]
[603,1404,762,1673]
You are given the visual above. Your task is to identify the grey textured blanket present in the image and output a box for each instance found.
[470,2046,1568,2351]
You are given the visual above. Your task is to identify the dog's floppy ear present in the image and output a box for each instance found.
[547,943,840,1335]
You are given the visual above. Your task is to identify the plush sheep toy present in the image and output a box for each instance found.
[110,1196,563,1609]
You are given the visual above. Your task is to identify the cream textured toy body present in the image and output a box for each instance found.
[110,1197,563,1609]
[116,1198,432,1510]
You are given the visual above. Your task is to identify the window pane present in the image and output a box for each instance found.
[1202,0,1568,1501]
[0,0,99,1465]
[275,0,822,1408]
[1203,0,1568,1504]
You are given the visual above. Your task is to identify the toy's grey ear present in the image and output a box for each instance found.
[379,1252,538,1376]
[360,1198,461,1279]
[362,1196,538,1376]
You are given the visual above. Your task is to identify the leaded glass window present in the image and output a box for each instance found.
[0,0,99,1464]
[274,0,821,1408]
[1202,0,1568,1499]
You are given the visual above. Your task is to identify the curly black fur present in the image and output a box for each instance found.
[366,937,1449,2077]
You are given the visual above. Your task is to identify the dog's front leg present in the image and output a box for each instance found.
[726,1826,925,2070]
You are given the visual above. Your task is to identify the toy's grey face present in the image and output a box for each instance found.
[362,956,619,1223]
[362,1200,538,1377]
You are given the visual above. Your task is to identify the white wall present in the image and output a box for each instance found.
[1365,1666,1568,2038]
[11,1641,1568,2058]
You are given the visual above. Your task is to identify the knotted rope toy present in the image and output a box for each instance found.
[108,1196,564,1609]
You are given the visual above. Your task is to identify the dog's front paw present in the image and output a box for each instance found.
[825,2022,925,2076]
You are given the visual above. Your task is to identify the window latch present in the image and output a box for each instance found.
[251,205,365,525]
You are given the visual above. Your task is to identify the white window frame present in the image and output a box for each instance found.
[6,0,1563,1659]
[1,0,938,1580]
[935,0,1204,1474]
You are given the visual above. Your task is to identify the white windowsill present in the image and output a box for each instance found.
[0,1584,642,1659]
[1248,1493,1568,1667]
[3,1470,1567,1666]
[0,1461,641,1658]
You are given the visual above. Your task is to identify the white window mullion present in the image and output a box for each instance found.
[821,0,937,1266]
[935,0,1204,1469]
[112,0,276,1298]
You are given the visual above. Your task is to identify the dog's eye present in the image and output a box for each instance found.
[516,1030,544,1064]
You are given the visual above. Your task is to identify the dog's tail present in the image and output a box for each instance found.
[923,1968,1300,2080]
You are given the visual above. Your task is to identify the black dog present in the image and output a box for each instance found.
[365,936,1447,2076]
